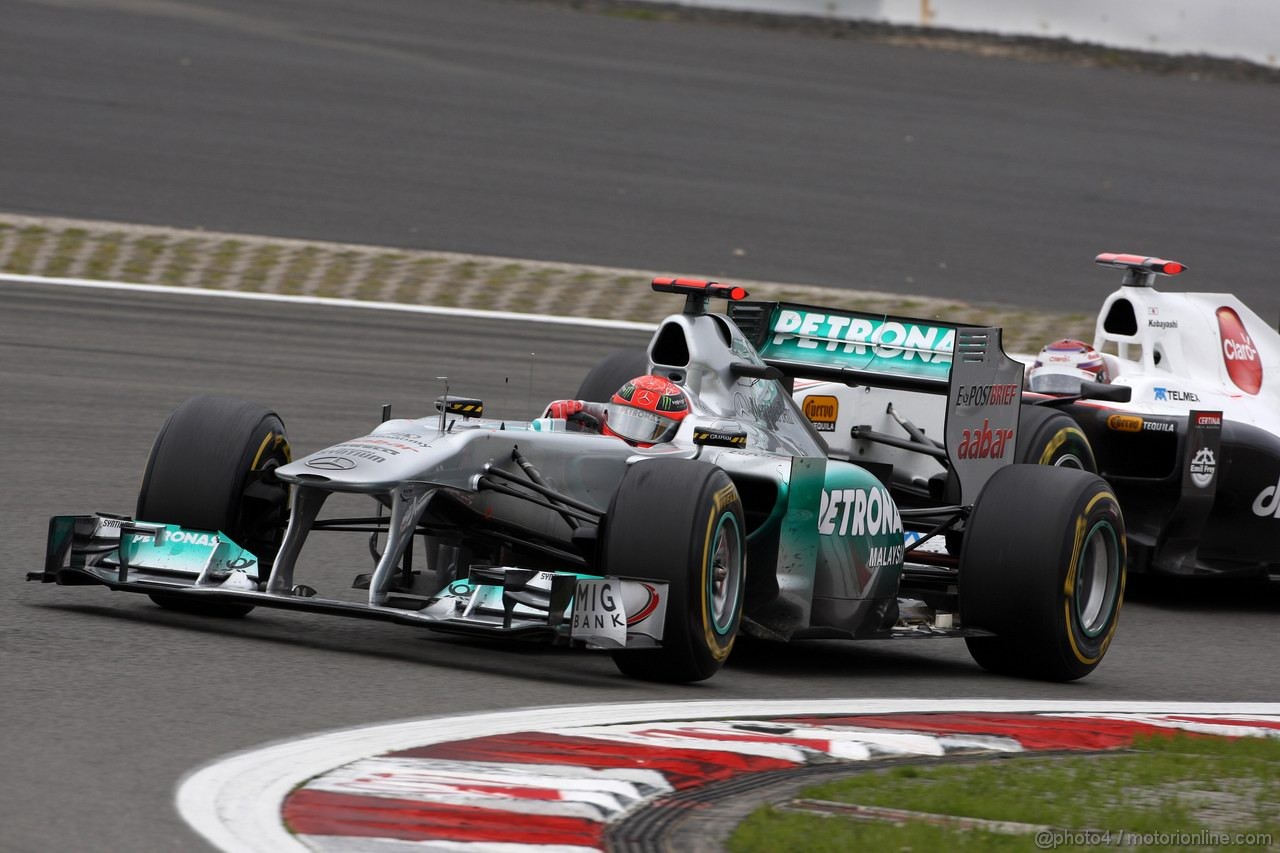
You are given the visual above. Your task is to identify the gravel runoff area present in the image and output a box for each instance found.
[0,214,1093,352]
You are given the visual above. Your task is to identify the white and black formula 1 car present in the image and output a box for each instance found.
[30,279,1126,682]
[1018,254,1280,580]
[702,253,1277,582]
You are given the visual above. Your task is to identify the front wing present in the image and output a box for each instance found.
[29,515,669,649]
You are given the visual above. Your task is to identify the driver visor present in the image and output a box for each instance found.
[1029,371,1088,395]
[604,404,681,444]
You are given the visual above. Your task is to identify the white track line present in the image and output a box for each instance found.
[0,273,657,331]
[176,698,1280,853]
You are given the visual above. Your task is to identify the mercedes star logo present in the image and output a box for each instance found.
[306,456,357,471]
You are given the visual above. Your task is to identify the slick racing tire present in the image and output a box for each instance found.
[1017,405,1097,472]
[947,407,1096,555]
[575,349,649,403]
[959,465,1125,682]
[605,459,745,683]
[137,395,291,618]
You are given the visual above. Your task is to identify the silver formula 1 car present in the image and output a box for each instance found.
[30,279,1126,682]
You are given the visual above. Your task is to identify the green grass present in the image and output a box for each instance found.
[43,227,88,277]
[121,235,167,281]
[279,247,321,295]
[239,244,282,291]
[393,256,444,304]
[356,253,403,301]
[5,225,49,274]
[729,734,1280,853]
[159,238,202,286]
[82,231,125,279]
[317,250,358,297]
[1,215,1103,335]
[203,240,243,289]
[506,278,549,313]
[485,263,524,288]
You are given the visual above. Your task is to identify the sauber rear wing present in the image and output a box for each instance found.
[730,300,1025,504]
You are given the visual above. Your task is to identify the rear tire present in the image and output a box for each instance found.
[948,406,1096,555]
[1017,405,1097,471]
[138,395,291,618]
[960,465,1125,681]
[605,459,745,683]
[576,349,649,402]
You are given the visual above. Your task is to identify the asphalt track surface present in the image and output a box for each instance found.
[3,0,1280,319]
[4,281,1280,852]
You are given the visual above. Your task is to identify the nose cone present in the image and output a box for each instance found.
[276,428,452,492]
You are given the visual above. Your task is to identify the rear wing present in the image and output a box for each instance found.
[729,301,966,393]
[730,300,1025,503]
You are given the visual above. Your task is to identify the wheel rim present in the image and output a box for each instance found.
[1054,453,1085,469]
[1075,520,1120,637]
[707,513,742,636]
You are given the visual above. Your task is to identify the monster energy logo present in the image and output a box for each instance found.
[657,393,687,412]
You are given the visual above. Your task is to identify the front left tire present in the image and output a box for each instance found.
[603,459,746,683]
[137,395,291,617]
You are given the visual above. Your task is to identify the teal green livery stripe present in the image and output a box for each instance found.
[758,308,955,381]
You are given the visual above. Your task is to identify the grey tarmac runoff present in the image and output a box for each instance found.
[4,278,1280,852]
[2,0,1279,319]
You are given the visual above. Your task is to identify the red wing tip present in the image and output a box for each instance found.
[1094,253,1186,275]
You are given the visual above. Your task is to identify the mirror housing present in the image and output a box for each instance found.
[1080,381,1132,403]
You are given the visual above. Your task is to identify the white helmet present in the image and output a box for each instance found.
[1028,339,1110,395]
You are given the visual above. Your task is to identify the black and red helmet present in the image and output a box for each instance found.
[604,375,689,446]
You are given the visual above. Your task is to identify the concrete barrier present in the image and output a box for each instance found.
[649,0,1278,66]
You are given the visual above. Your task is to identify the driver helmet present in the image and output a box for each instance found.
[604,375,689,446]
[1028,339,1110,394]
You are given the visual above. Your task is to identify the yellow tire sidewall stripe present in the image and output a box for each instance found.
[1039,426,1088,466]
[1063,490,1124,665]
[700,501,735,663]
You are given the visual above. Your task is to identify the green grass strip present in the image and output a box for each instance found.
[729,733,1280,853]
[5,225,50,275]
[239,244,282,292]
[81,231,126,279]
[121,235,167,282]
[279,247,322,296]
[0,215,1100,346]
[393,256,444,305]
[203,240,243,290]
[41,228,86,277]
[41,228,88,278]
[159,238,202,287]
[355,253,402,301]
[316,251,358,298]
